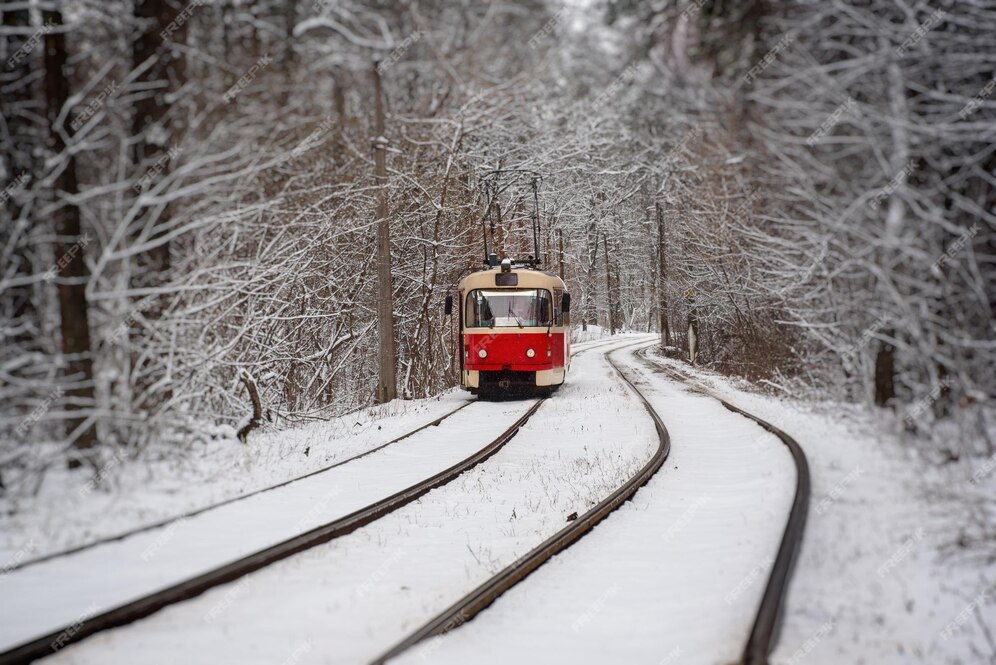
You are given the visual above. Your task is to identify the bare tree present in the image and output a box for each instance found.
[43,8,97,466]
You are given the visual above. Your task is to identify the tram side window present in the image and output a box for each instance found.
[466,291,492,328]
[553,288,564,326]
[466,289,553,327]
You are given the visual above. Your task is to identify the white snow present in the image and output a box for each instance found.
[642,351,996,665]
[395,344,797,665]
[38,336,659,665]
[6,337,992,665]
[0,393,471,563]
[0,398,539,652]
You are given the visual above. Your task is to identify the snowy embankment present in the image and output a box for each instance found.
[39,336,659,665]
[0,398,542,653]
[570,323,612,345]
[0,393,468,563]
[642,351,996,665]
[0,335,614,566]
[6,335,991,665]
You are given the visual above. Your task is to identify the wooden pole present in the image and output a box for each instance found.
[656,202,671,346]
[372,62,397,403]
[602,233,616,334]
[557,228,565,281]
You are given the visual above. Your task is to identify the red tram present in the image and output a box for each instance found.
[446,257,571,398]
[445,169,570,397]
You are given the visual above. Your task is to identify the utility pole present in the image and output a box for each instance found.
[372,62,396,403]
[602,232,616,334]
[557,228,565,281]
[656,202,670,346]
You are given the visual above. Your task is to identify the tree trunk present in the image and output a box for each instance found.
[283,0,297,74]
[582,222,599,331]
[2,8,38,363]
[236,371,263,443]
[44,9,98,467]
[874,332,895,408]
[132,0,185,279]
[372,62,397,403]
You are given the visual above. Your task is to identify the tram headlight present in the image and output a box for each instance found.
[478,349,488,359]
[526,348,536,358]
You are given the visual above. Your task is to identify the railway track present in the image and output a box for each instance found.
[0,401,542,665]
[2,338,627,665]
[371,341,809,665]
[10,400,475,573]
[370,340,671,664]
[637,348,810,665]
[15,336,615,573]
[8,336,801,665]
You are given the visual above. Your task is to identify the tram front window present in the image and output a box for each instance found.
[466,289,552,328]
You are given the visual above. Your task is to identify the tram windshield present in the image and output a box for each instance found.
[466,289,552,328]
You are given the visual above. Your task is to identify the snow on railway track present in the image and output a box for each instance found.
[386,342,803,665]
[5,336,809,665]
[9,401,476,572]
[1,394,475,565]
[29,336,659,665]
[0,398,540,663]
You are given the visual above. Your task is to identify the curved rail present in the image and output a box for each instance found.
[0,400,543,665]
[14,336,628,571]
[370,342,670,664]
[9,401,474,572]
[637,349,809,665]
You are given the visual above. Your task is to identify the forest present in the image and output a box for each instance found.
[1,0,993,486]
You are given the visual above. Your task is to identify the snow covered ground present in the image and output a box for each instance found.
[395,343,797,665]
[0,392,470,563]
[0,338,618,570]
[4,335,992,665]
[33,336,660,664]
[641,351,996,665]
[0,397,539,653]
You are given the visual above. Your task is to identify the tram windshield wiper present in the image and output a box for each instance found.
[501,300,524,328]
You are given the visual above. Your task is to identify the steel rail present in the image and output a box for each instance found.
[370,342,671,665]
[637,348,809,665]
[9,400,475,573]
[0,400,543,665]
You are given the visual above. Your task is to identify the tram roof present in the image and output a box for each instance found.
[459,267,566,291]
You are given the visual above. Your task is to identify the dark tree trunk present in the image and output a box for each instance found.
[131,0,186,409]
[2,8,38,354]
[372,63,397,403]
[2,8,34,188]
[283,0,297,74]
[43,9,98,466]
[333,70,346,158]
[874,333,895,407]
[236,371,263,443]
[132,0,185,278]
